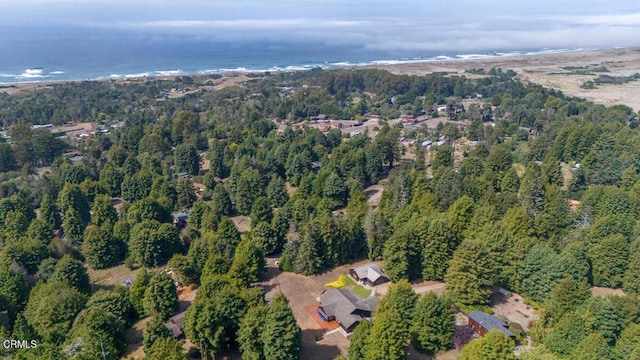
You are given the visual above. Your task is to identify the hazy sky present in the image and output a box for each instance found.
[1,0,639,51]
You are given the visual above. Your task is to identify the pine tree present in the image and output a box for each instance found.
[569,333,611,360]
[349,320,372,360]
[261,294,301,360]
[143,273,178,321]
[500,167,520,195]
[250,196,273,224]
[143,316,173,353]
[63,206,86,245]
[129,270,151,317]
[49,255,91,294]
[623,242,640,295]
[543,312,587,356]
[364,310,408,360]
[266,175,289,208]
[146,337,187,360]
[91,194,118,227]
[377,280,418,327]
[421,215,461,281]
[212,185,233,216]
[444,240,494,306]
[83,225,123,269]
[40,193,61,229]
[589,234,628,288]
[229,237,265,286]
[545,277,590,324]
[519,163,545,217]
[458,329,516,360]
[410,293,455,354]
[238,305,267,360]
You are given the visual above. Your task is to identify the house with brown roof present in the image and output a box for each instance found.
[318,288,378,333]
[165,311,186,338]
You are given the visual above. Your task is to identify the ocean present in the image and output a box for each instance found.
[0,26,589,84]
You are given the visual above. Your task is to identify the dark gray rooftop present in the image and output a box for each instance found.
[469,310,515,337]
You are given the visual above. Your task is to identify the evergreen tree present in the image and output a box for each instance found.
[365,210,391,261]
[83,225,123,269]
[444,240,494,306]
[63,206,86,244]
[146,337,187,360]
[520,244,565,303]
[624,242,640,295]
[544,312,587,356]
[250,221,280,255]
[174,143,199,176]
[614,323,640,360]
[383,225,421,281]
[583,296,622,344]
[39,193,61,230]
[377,280,418,328]
[410,293,455,354]
[261,294,301,360]
[349,320,372,360]
[458,329,516,360]
[212,184,233,216]
[23,282,87,344]
[545,277,590,324]
[266,175,289,208]
[238,305,267,360]
[346,183,369,225]
[129,220,181,267]
[129,270,151,317]
[364,310,408,360]
[229,237,266,286]
[589,234,628,288]
[57,183,91,224]
[421,215,461,281]
[143,273,179,321]
[49,254,91,294]
[176,178,196,209]
[250,196,273,224]
[519,163,545,217]
[569,332,611,360]
[143,316,173,353]
[500,167,520,194]
[91,194,118,227]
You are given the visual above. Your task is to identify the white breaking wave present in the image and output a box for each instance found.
[16,68,50,79]
[155,69,183,76]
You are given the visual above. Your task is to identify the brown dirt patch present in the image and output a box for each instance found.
[230,215,252,233]
[591,286,625,297]
[490,290,539,330]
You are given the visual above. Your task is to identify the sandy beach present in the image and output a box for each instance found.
[3,48,640,111]
[373,47,640,111]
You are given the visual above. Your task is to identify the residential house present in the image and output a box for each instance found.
[468,311,515,338]
[165,311,187,338]
[349,263,390,286]
[318,288,378,333]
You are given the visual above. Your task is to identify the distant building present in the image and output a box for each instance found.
[172,211,189,229]
[349,263,390,287]
[468,311,515,338]
[165,311,187,338]
[318,288,378,333]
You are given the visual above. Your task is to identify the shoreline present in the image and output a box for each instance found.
[3,47,640,111]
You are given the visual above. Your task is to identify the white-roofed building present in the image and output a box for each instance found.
[349,263,390,287]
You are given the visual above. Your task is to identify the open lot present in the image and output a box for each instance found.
[262,258,377,359]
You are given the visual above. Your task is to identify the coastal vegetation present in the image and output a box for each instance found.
[0,66,639,359]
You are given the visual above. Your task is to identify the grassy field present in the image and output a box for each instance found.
[353,285,372,297]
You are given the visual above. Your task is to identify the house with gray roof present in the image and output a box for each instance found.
[318,288,378,333]
[468,310,515,338]
[349,263,390,286]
